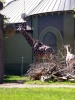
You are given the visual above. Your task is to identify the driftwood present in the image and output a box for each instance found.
[27,49,75,82]
[27,60,75,82]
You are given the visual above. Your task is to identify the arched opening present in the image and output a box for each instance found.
[39,26,63,51]
[43,32,57,52]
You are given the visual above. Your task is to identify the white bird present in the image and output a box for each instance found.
[64,44,75,66]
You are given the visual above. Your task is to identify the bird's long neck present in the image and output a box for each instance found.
[66,47,70,55]
[21,29,35,47]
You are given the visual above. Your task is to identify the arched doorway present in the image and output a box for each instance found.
[43,32,57,52]
[39,26,63,51]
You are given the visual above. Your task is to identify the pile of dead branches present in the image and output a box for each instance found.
[27,49,75,82]
[27,61,75,82]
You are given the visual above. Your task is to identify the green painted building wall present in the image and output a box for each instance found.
[63,13,74,53]
[4,32,32,75]
[31,13,75,53]
[4,12,75,75]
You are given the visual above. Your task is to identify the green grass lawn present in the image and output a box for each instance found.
[4,75,75,85]
[0,88,75,100]
[1,75,75,100]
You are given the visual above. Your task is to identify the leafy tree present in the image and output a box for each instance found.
[0,0,4,3]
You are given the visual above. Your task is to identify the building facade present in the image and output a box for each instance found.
[1,0,75,74]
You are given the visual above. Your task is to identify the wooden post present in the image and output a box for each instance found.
[0,1,4,84]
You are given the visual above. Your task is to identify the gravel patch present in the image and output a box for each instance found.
[0,83,75,88]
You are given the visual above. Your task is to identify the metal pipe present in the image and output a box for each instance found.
[21,57,24,76]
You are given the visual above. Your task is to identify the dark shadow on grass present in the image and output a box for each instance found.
[3,75,26,84]
[4,80,26,84]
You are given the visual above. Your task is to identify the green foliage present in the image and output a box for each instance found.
[0,0,4,3]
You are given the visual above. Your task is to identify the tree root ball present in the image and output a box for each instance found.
[4,25,16,37]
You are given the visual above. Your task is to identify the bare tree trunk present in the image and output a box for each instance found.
[0,14,4,84]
